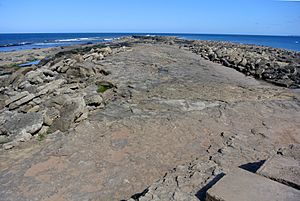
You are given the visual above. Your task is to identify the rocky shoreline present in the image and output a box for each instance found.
[133,36,300,88]
[0,36,299,201]
[0,44,123,148]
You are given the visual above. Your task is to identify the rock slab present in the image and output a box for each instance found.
[257,155,300,190]
[206,168,300,201]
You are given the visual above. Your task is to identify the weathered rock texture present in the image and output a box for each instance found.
[258,144,300,190]
[206,168,300,201]
[0,36,299,201]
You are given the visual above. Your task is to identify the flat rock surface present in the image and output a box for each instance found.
[258,154,300,190]
[0,41,300,201]
[206,168,300,201]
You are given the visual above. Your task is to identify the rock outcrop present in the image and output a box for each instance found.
[0,44,120,149]
[132,35,300,88]
[0,36,299,201]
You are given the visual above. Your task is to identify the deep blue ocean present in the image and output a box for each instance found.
[0,33,299,52]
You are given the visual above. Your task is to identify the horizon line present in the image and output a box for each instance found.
[0,32,299,37]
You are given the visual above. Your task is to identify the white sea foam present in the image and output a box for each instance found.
[55,37,103,42]
[34,42,62,46]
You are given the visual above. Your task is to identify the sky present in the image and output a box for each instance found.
[0,0,299,35]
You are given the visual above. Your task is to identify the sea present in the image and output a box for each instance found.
[0,33,299,52]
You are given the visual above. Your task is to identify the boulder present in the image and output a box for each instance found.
[7,67,34,87]
[239,58,248,66]
[37,79,66,96]
[73,54,84,63]
[43,107,60,126]
[50,97,87,132]
[2,112,43,139]
[8,93,36,110]
[26,70,44,85]
[66,65,95,78]
[97,47,112,56]
[5,91,30,106]
[84,94,103,107]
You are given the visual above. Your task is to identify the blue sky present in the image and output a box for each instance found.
[0,0,299,35]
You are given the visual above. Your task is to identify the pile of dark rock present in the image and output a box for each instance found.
[131,36,300,88]
[0,46,118,149]
[189,41,300,88]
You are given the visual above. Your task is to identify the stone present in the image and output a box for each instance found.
[73,54,84,63]
[18,80,32,89]
[84,94,103,107]
[26,70,44,84]
[239,58,248,66]
[37,79,66,96]
[65,65,95,78]
[51,97,86,132]
[27,105,40,113]
[8,93,36,110]
[48,94,71,107]
[74,111,88,123]
[43,108,60,126]
[16,130,32,142]
[257,155,300,190]
[5,91,30,106]
[97,47,112,56]
[206,168,300,201]
[37,126,49,136]
[0,135,10,144]
[7,67,34,87]
[3,142,15,150]
[3,112,44,136]
[49,60,64,71]
[32,97,42,105]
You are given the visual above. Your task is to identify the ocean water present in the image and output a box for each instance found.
[0,33,299,52]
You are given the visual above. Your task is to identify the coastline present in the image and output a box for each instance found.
[1,33,300,53]
[1,36,299,88]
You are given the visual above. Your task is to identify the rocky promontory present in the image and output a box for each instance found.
[0,36,299,201]
[133,36,300,88]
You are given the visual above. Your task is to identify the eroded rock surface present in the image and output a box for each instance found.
[0,37,299,201]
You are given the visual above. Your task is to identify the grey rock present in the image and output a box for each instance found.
[8,93,36,110]
[0,135,10,144]
[3,112,43,138]
[97,47,112,56]
[37,79,66,96]
[258,155,300,190]
[43,107,60,126]
[51,97,87,132]
[84,94,103,107]
[206,168,300,201]
[5,91,30,106]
